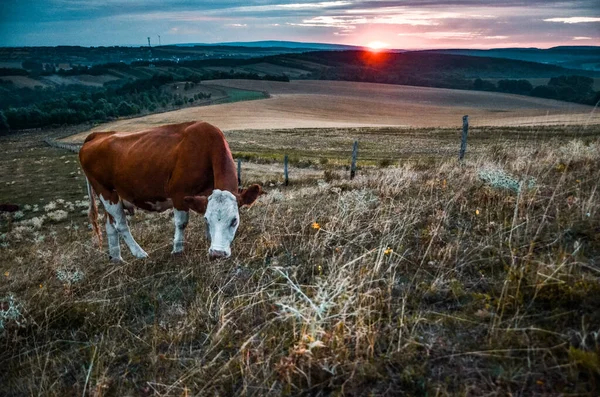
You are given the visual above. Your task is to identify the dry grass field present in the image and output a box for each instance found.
[64,80,600,143]
[1,121,600,395]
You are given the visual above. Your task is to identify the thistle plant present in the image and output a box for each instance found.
[0,294,23,335]
[56,268,85,287]
[478,166,536,193]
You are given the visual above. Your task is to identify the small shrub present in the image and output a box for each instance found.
[324,169,342,182]
[478,165,536,193]
[43,202,57,212]
[46,210,68,222]
[378,158,394,168]
[56,268,85,287]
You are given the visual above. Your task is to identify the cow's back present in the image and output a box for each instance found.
[168,121,238,195]
[79,121,235,208]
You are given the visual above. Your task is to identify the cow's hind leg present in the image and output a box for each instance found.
[99,195,148,259]
[105,215,123,262]
[172,209,189,254]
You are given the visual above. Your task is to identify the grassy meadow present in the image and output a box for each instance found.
[1,125,599,395]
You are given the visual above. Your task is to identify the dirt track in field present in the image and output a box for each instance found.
[65,80,599,142]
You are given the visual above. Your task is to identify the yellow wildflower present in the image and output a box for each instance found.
[311,222,321,230]
[384,247,393,255]
[4,271,8,277]
[475,209,480,215]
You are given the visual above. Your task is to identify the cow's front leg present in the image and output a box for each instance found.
[172,209,189,254]
[100,196,148,259]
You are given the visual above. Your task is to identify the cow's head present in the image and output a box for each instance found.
[184,184,262,260]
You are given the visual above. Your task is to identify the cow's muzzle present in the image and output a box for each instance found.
[209,249,229,260]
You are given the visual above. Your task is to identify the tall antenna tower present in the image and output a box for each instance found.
[158,35,161,46]
[147,37,151,47]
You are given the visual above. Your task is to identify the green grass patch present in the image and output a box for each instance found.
[215,86,269,104]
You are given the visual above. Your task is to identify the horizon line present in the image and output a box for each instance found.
[1,40,598,51]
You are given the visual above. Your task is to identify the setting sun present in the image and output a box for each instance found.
[366,41,389,51]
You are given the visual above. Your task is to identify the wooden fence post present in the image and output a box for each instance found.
[459,115,469,161]
[350,140,358,179]
[284,155,289,186]
[237,158,242,190]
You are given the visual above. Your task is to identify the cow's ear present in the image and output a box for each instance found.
[238,184,262,207]
[184,196,208,214]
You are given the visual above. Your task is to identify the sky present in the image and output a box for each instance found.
[0,0,599,49]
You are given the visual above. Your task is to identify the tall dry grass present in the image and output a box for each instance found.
[1,136,599,395]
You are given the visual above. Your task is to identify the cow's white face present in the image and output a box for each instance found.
[184,184,262,260]
[204,190,240,259]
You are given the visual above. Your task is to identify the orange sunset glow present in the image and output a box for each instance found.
[366,41,389,52]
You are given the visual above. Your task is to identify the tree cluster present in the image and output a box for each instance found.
[472,75,599,105]
[0,74,213,132]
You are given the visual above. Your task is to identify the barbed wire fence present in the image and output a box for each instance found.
[44,138,82,154]
[44,116,471,184]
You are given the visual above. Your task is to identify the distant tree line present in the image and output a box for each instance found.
[10,59,291,82]
[0,73,213,132]
[471,75,599,105]
[57,63,290,82]
[56,62,131,76]
[0,68,29,76]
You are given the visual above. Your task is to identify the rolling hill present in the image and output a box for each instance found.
[1,46,599,132]
[427,46,600,71]
[181,40,363,51]
[64,80,600,144]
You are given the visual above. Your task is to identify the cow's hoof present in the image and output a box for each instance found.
[171,245,184,255]
[133,249,149,259]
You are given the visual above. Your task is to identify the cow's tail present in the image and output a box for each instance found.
[85,177,103,248]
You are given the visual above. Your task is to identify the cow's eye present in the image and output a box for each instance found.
[230,218,238,228]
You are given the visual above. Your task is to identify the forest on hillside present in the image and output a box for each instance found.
[0,69,287,132]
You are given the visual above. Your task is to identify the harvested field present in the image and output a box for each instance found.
[0,76,49,88]
[0,74,121,88]
[65,80,600,143]
[42,74,120,87]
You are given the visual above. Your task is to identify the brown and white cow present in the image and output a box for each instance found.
[79,121,261,261]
